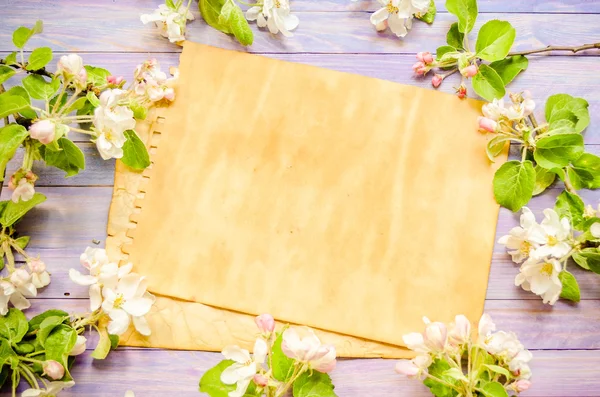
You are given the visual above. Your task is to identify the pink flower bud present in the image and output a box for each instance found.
[10,268,31,287]
[478,116,498,133]
[8,174,16,190]
[456,84,467,99]
[412,62,428,75]
[29,120,56,145]
[423,321,447,352]
[449,314,471,345]
[461,64,478,78]
[395,359,419,377]
[417,52,434,64]
[107,75,124,85]
[253,374,268,387]
[431,74,443,88]
[514,379,531,392]
[255,314,275,333]
[28,259,46,274]
[69,335,87,356]
[43,360,65,380]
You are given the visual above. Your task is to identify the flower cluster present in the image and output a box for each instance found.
[478,93,536,134]
[246,0,299,38]
[70,247,155,336]
[0,259,50,315]
[396,314,532,395]
[201,314,337,397]
[370,0,430,37]
[141,0,195,44]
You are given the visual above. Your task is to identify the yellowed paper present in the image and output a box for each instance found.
[107,42,506,357]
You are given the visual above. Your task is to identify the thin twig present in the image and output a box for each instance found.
[508,43,600,56]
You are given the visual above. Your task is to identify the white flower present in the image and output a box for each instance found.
[22,381,75,397]
[57,54,87,87]
[246,0,299,37]
[0,281,30,315]
[133,59,176,104]
[448,314,471,346]
[515,257,562,305]
[28,259,51,289]
[498,207,539,263]
[11,179,35,203]
[102,273,155,336]
[370,0,429,37]
[529,209,572,259]
[69,335,87,356]
[220,339,267,397]
[422,317,447,352]
[477,313,496,345]
[281,327,337,373]
[29,120,57,145]
[482,98,506,121]
[93,89,135,160]
[140,3,194,44]
[394,354,431,379]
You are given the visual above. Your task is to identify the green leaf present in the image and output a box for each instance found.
[45,324,77,380]
[219,0,254,46]
[446,23,465,49]
[572,248,600,271]
[64,96,88,114]
[14,342,34,355]
[272,331,295,382]
[489,55,528,85]
[0,124,29,181]
[4,52,18,66]
[13,236,30,250]
[41,138,85,177]
[0,94,30,119]
[555,190,585,230]
[493,160,535,212]
[472,64,506,101]
[486,135,510,162]
[293,371,337,397]
[483,364,511,378]
[84,65,111,87]
[0,339,16,369]
[559,270,580,302]
[545,94,590,133]
[534,134,584,170]
[28,310,69,333]
[424,359,459,397]
[568,153,600,190]
[37,316,67,348]
[481,381,509,397]
[31,20,44,35]
[86,91,100,107]
[26,47,53,71]
[121,130,151,170]
[0,66,15,85]
[436,46,457,61]
[0,192,46,227]
[533,165,556,195]
[199,0,232,34]
[109,334,120,350]
[199,360,259,397]
[445,0,478,33]
[442,368,468,382]
[0,309,29,345]
[475,20,516,62]
[4,86,36,119]
[91,325,111,359]
[416,0,436,24]
[22,74,61,100]
[12,27,31,49]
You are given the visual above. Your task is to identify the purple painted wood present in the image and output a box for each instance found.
[2,0,600,395]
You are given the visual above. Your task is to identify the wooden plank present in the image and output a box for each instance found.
[2,8,600,54]
[0,349,578,397]
[15,298,600,351]
[3,53,600,142]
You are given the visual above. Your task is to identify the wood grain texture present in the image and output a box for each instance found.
[2,4,600,54]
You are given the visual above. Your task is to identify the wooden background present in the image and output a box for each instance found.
[2,0,600,395]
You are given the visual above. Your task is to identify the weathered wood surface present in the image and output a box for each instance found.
[2,0,600,395]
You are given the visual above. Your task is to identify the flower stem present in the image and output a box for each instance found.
[275,364,305,397]
[508,42,600,56]
[18,363,39,389]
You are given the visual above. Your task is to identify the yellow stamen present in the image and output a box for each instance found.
[540,263,553,277]
[274,0,281,7]
[547,236,558,246]
[386,1,399,13]
[114,294,125,308]
[519,241,532,255]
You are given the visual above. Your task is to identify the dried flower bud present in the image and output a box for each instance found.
[29,120,56,145]
[43,360,65,380]
[253,374,268,387]
[478,116,498,133]
[255,314,275,333]
[461,64,478,78]
[456,84,467,99]
[431,74,443,88]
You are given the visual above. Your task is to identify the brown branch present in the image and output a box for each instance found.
[508,43,600,56]
[0,58,54,78]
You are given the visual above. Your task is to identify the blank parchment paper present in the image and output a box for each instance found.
[107,42,506,357]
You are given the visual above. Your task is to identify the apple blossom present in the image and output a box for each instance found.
[29,120,56,144]
[93,89,136,160]
[431,74,443,88]
[416,51,434,64]
[28,259,51,288]
[43,360,65,380]
[515,257,562,305]
[513,379,532,392]
[220,339,268,397]
[255,313,275,333]
[370,0,429,38]
[102,273,155,335]
[448,314,471,345]
[141,3,195,44]
[498,207,538,263]
[395,354,431,378]
[70,335,87,356]
[461,64,478,77]
[107,75,124,85]
[22,381,75,397]
[57,54,87,87]
[478,116,497,133]
[0,280,30,314]
[422,317,447,352]
[246,0,299,38]
[482,98,506,121]
[412,61,427,75]
[281,327,337,373]
[11,179,35,203]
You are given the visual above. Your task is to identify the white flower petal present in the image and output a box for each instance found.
[132,315,151,336]
[222,345,251,364]
[69,269,98,286]
[122,297,154,317]
[107,308,131,335]
[370,8,389,26]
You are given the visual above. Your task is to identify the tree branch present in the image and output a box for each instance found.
[508,43,600,56]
